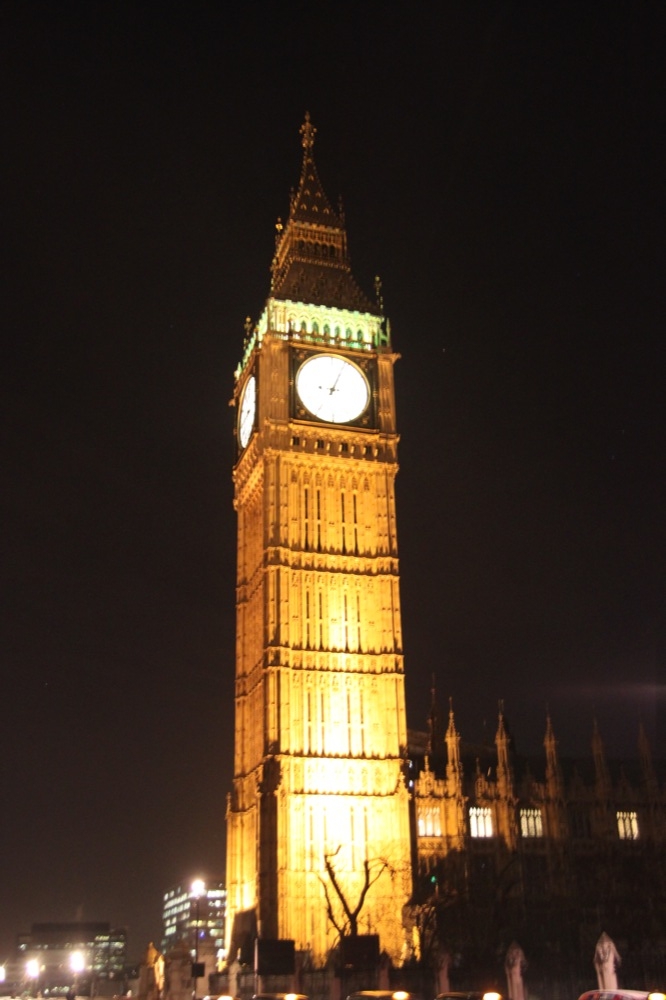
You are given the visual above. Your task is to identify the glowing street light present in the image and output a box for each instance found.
[70,950,85,996]
[26,959,40,996]
[70,952,85,975]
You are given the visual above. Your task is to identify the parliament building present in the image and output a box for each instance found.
[224,116,666,986]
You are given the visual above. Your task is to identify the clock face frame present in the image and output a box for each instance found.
[294,353,370,425]
[238,373,256,449]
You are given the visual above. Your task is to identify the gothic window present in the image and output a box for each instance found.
[348,807,356,869]
[345,327,352,340]
[356,329,363,342]
[343,593,350,650]
[520,807,543,838]
[305,688,313,754]
[323,324,330,336]
[307,804,315,871]
[617,810,639,840]
[312,321,319,334]
[300,320,307,332]
[303,485,310,550]
[335,326,341,339]
[352,492,359,553]
[317,589,324,649]
[358,687,365,754]
[304,588,311,649]
[469,806,493,838]
[417,806,442,838]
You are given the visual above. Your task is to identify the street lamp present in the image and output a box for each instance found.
[70,951,85,996]
[191,879,205,1000]
[26,959,40,997]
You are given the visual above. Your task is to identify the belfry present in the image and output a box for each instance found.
[226,115,413,965]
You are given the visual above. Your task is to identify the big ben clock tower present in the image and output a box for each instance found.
[226,115,413,965]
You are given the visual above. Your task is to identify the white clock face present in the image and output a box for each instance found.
[295,354,369,424]
[238,374,256,448]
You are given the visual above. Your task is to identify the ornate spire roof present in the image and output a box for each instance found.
[270,113,378,314]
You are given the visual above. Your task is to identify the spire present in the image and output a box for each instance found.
[445,697,463,795]
[495,701,514,800]
[288,112,339,226]
[300,111,316,151]
[544,711,564,801]
[270,114,378,314]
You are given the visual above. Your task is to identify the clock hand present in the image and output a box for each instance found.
[329,364,344,394]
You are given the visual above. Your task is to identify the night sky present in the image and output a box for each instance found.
[2,2,664,964]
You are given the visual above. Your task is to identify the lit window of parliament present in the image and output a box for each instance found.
[225,116,666,977]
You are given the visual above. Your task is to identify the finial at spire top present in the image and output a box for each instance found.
[300,112,316,151]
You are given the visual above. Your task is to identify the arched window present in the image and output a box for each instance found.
[520,808,543,838]
[469,806,493,838]
[617,810,639,840]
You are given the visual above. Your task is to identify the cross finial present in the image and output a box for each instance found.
[300,111,316,151]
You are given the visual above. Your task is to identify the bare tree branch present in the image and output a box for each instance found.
[322,847,393,937]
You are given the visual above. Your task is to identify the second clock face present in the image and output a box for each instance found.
[238,374,256,448]
[295,354,369,424]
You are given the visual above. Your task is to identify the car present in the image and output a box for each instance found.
[252,994,309,1000]
[346,992,422,1000]
[436,993,502,1000]
[578,991,665,1000]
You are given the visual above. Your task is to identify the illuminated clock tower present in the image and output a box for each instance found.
[226,115,413,965]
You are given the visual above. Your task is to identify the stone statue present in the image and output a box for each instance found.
[594,932,620,990]
[505,941,527,1000]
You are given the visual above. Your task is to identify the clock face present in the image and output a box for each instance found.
[238,374,256,448]
[295,354,369,424]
